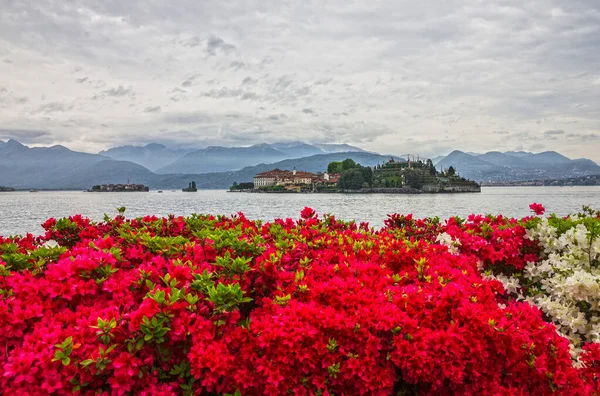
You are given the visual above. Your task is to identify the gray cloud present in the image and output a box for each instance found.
[34,102,74,114]
[0,128,53,144]
[206,35,235,56]
[230,61,245,71]
[567,132,599,142]
[543,129,566,140]
[241,92,257,100]
[202,87,244,99]
[0,0,598,162]
[102,85,134,97]
[242,76,256,85]
[144,106,162,113]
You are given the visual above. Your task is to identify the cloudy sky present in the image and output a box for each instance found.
[1,0,599,161]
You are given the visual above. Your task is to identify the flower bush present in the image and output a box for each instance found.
[478,206,600,361]
[0,207,599,394]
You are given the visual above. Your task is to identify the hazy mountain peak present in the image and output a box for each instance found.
[49,144,70,151]
[144,143,167,151]
[6,139,25,148]
[446,150,467,156]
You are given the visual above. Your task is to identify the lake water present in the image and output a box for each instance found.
[0,187,598,236]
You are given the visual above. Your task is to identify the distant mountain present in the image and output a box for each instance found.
[314,143,365,153]
[270,142,325,158]
[0,140,158,189]
[437,151,505,181]
[176,151,393,190]
[98,141,367,174]
[99,143,193,172]
[156,143,291,174]
[5,139,597,189]
[155,142,367,174]
[0,139,376,189]
[436,150,600,182]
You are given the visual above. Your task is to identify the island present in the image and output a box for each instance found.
[231,157,480,193]
[88,184,149,192]
[182,181,198,192]
[0,186,15,192]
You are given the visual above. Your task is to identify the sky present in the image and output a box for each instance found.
[0,0,599,162]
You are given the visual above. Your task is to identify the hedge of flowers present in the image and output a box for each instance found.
[1,206,599,395]
[480,205,600,362]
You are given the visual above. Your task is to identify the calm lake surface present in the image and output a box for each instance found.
[0,187,599,236]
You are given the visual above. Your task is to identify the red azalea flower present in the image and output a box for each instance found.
[300,207,316,219]
[529,202,545,215]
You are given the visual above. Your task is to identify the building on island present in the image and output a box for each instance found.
[253,168,339,191]
[249,156,479,193]
[89,184,149,192]
[373,157,480,192]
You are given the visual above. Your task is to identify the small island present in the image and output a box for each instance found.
[231,157,480,194]
[182,181,198,192]
[88,184,149,192]
[0,186,15,192]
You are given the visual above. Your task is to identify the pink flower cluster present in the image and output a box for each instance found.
[0,208,598,395]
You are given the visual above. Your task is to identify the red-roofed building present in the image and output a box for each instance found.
[254,168,320,188]
[254,168,342,190]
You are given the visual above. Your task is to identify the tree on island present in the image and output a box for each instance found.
[229,181,254,191]
[329,158,374,190]
[426,159,437,176]
[337,168,365,190]
[447,166,456,176]
[403,169,425,189]
[327,162,342,174]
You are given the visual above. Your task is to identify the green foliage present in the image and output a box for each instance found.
[140,315,170,344]
[90,317,117,345]
[337,168,365,190]
[215,251,252,279]
[0,242,66,273]
[327,161,343,174]
[360,166,373,187]
[447,166,456,176]
[52,336,78,366]
[231,182,254,190]
[403,169,425,189]
[341,158,358,171]
[259,185,287,192]
[328,158,361,174]
[206,282,252,314]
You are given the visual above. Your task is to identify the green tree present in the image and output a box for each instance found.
[337,168,364,190]
[341,158,358,171]
[426,159,437,176]
[404,170,424,189]
[447,166,456,176]
[360,166,373,187]
[327,162,343,174]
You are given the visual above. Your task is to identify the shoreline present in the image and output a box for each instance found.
[229,186,481,194]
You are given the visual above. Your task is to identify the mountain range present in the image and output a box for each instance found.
[1,139,599,189]
[0,139,377,190]
[101,141,365,174]
[435,151,600,182]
